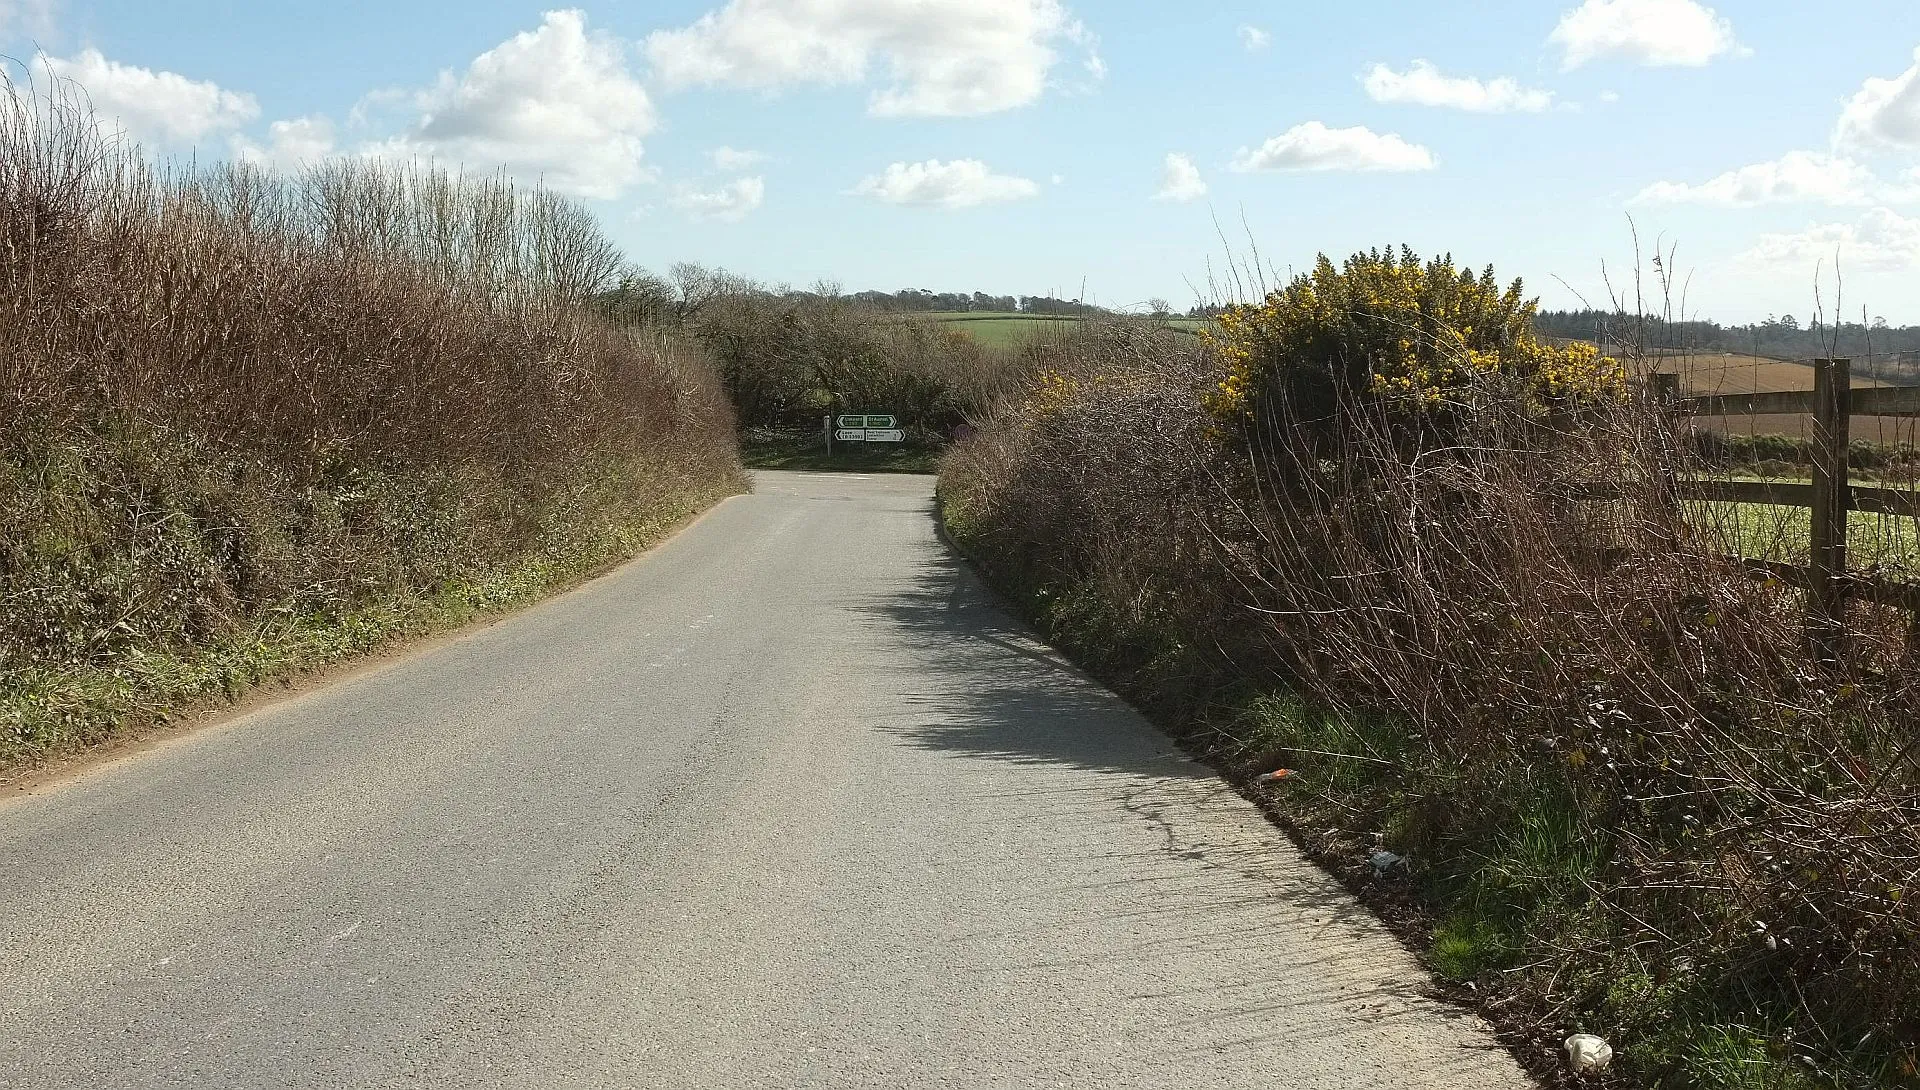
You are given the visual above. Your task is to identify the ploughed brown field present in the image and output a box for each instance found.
[1654,352,1918,445]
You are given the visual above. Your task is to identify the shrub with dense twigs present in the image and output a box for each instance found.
[942,255,1920,1089]
[603,267,1011,436]
[0,74,742,761]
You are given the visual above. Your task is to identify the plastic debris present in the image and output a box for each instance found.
[1258,768,1295,783]
[1565,1033,1613,1074]
[1368,850,1405,875]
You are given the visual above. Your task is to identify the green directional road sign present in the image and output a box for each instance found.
[836,414,896,429]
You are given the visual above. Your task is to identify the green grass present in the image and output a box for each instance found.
[1691,499,1920,575]
[742,431,941,474]
[1,492,727,769]
[931,313,1079,350]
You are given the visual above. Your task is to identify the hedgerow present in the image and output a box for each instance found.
[941,251,1920,1090]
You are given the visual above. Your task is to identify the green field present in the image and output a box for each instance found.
[929,312,1208,350]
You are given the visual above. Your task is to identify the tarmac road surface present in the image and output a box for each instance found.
[0,470,1534,1089]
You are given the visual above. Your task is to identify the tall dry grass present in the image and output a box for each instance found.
[942,316,1920,1088]
[1,73,742,759]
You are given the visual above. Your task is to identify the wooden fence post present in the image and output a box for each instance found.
[1650,373,1682,548]
[1650,372,1680,407]
[1807,358,1852,663]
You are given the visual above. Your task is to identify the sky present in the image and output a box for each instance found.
[3,0,1919,324]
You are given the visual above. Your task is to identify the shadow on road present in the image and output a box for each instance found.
[846,503,1208,782]
[825,501,1532,1085]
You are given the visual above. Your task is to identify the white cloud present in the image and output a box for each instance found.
[645,0,1095,118]
[1071,19,1105,85]
[1835,47,1920,152]
[1230,122,1436,174]
[1153,152,1206,202]
[369,10,655,200]
[0,0,56,37]
[231,116,337,172]
[1549,0,1740,71]
[848,158,1039,207]
[1239,25,1270,52]
[1361,60,1552,113]
[1633,151,1895,207]
[670,176,765,221]
[1739,207,1920,272]
[710,145,765,170]
[1599,89,1621,103]
[44,49,258,147]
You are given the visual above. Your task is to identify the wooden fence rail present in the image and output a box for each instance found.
[1634,359,1920,657]
[1673,384,1920,419]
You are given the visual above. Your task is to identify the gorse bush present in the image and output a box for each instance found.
[1207,248,1625,439]
[943,249,1920,1089]
[0,75,742,760]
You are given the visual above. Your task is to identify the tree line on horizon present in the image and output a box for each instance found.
[598,266,1118,322]
[839,288,1112,317]
[1534,308,1920,369]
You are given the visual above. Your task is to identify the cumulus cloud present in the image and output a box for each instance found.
[710,145,765,170]
[1362,60,1552,113]
[1153,152,1206,202]
[44,49,258,147]
[0,0,57,37]
[670,176,765,221]
[1230,122,1436,174]
[1633,151,1897,207]
[645,0,1096,118]
[848,159,1039,207]
[1549,0,1741,71]
[231,116,337,172]
[1738,207,1920,272]
[368,10,656,200]
[1835,47,1920,152]
[1239,25,1270,52]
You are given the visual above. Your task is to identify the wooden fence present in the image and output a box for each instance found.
[1645,359,1920,657]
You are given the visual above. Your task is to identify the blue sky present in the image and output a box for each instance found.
[5,0,1919,322]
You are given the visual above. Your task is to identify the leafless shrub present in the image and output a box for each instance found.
[945,315,1920,1083]
[0,70,741,742]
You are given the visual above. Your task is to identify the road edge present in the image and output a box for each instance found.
[0,492,749,805]
[930,486,1553,1088]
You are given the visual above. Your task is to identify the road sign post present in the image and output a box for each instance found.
[832,414,904,444]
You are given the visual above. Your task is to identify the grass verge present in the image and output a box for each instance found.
[1,485,735,772]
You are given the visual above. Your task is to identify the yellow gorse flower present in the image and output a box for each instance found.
[1206,247,1625,421]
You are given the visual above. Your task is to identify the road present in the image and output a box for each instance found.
[0,471,1534,1089]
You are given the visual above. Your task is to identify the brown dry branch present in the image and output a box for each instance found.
[942,314,1920,1088]
[1,71,742,758]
